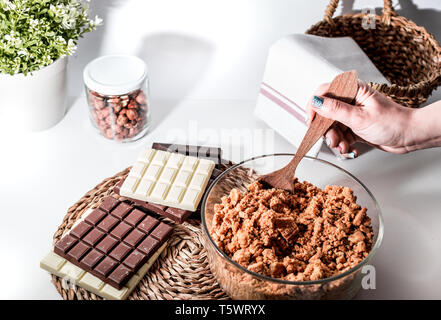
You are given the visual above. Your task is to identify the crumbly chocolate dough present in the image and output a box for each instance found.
[211,180,373,281]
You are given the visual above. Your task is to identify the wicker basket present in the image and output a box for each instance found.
[306,0,441,107]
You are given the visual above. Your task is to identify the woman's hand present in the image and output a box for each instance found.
[306,81,421,156]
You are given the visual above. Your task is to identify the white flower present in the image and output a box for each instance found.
[29,19,39,28]
[2,0,16,11]
[4,31,22,47]
[57,36,66,44]
[42,55,53,66]
[92,15,103,26]
[17,50,28,57]
[61,7,80,29]
[49,4,57,14]
[66,39,77,55]
[62,18,75,29]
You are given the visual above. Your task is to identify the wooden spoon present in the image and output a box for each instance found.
[258,70,359,192]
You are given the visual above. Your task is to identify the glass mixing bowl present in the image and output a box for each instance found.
[201,154,383,299]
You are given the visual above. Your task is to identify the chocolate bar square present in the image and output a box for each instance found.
[81,249,104,270]
[85,208,106,226]
[111,222,132,240]
[124,229,146,247]
[83,229,106,246]
[70,221,92,239]
[124,209,145,227]
[96,235,118,254]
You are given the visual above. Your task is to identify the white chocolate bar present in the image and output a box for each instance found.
[40,207,168,300]
[120,147,215,211]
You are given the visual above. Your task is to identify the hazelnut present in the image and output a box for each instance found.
[95,100,106,109]
[90,90,102,98]
[92,115,99,125]
[113,104,122,113]
[126,109,138,121]
[135,92,146,105]
[117,114,129,126]
[108,97,120,104]
[98,120,109,130]
[97,110,105,120]
[104,116,112,126]
[128,100,138,109]
[105,128,113,139]
[101,108,110,118]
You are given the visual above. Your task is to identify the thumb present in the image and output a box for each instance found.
[311,95,362,128]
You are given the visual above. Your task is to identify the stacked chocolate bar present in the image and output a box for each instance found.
[41,142,228,300]
[41,197,171,299]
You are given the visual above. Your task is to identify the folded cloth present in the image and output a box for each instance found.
[255,34,389,157]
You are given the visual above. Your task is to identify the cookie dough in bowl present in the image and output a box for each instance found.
[201,154,383,300]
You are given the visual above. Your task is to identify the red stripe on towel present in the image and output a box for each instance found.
[260,87,306,125]
[262,82,306,112]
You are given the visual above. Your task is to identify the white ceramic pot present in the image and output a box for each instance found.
[0,57,68,132]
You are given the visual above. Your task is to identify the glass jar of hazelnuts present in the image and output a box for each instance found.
[83,55,150,142]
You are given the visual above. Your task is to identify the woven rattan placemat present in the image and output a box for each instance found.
[50,167,229,300]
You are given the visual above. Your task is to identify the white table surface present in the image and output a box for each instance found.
[1,96,441,300]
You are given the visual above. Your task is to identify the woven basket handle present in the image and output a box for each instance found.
[324,0,396,25]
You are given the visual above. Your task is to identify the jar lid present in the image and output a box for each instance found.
[83,55,147,96]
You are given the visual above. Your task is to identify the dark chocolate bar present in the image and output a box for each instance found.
[113,180,191,223]
[54,196,172,289]
[152,142,222,166]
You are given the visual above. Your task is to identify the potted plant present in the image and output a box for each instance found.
[0,0,101,131]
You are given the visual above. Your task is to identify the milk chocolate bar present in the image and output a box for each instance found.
[53,197,172,290]
[114,180,192,223]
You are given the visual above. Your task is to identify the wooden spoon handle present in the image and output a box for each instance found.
[289,70,359,170]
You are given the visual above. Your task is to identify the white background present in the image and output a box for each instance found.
[69,0,441,104]
[1,0,441,299]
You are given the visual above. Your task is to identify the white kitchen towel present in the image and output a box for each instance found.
[255,34,389,157]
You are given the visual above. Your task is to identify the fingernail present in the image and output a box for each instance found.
[348,151,356,159]
[325,137,331,147]
[337,146,342,153]
[342,151,357,159]
[312,96,324,109]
